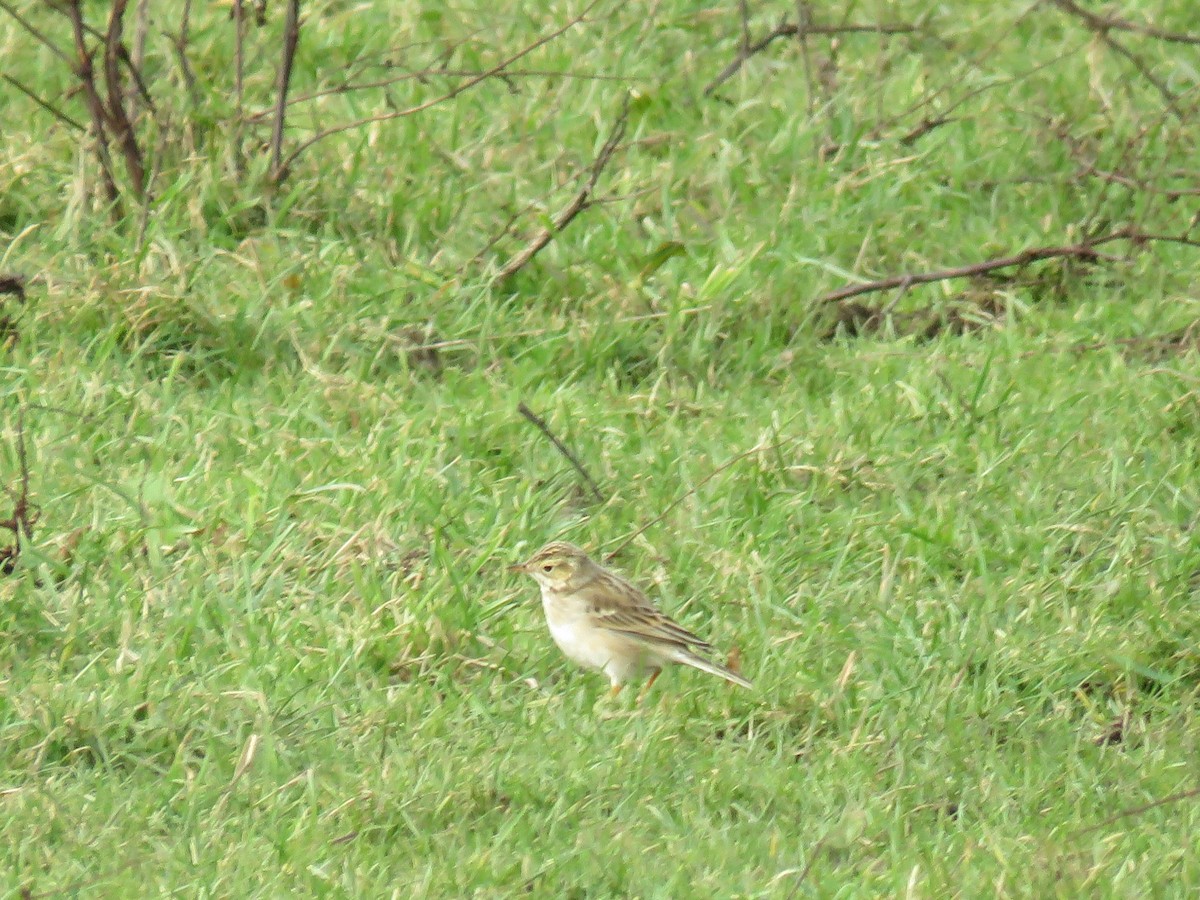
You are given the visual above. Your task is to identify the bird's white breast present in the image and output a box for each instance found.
[541,593,613,671]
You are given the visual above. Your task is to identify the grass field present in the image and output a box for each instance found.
[2,0,1199,896]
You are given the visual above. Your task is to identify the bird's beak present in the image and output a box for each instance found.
[508,562,527,574]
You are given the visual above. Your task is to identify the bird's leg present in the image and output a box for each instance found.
[635,669,661,704]
[609,681,624,699]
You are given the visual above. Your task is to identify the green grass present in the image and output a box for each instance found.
[2,0,1200,895]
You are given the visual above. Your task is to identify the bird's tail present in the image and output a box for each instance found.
[675,650,752,689]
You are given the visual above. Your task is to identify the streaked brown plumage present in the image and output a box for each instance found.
[510,541,752,698]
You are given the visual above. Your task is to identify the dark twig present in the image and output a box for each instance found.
[103,0,147,200]
[247,68,636,121]
[704,16,916,96]
[517,402,605,504]
[167,0,199,105]
[129,0,150,117]
[794,1,817,121]
[1,74,86,131]
[814,227,1196,305]
[493,95,629,283]
[1075,786,1200,837]
[603,442,778,563]
[786,833,831,899]
[0,407,39,574]
[65,0,123,215]
[233,0,246,171]
[1050,0,1200,46]
[270,0,302,182]
[1051,0,1183,118]
[277,0,602,177]
[0,0,72,64]
[1080,165,1200,199]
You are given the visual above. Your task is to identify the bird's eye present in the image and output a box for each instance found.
[542,564,554,573]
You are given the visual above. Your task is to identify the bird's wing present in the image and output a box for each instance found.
[577,576,713,652]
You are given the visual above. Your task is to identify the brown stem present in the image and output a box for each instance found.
[494,95,629,283]
[65,0,123,216]
[816,228,1200,306]
[270,0,302,182]
[705,17,916,96]
[103,0,147,200]
[517,402,605,504]
[276,0,602,177]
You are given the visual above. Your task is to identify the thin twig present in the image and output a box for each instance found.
[814,227,1197,305]
[786,833,831,899]
[130,0,149,115]
[167,0,199,105]
[1050,0,1200,46]
[103,0,147,200]
[494,94,629,283]
[246,67,635,121]
[1,75,86,131]
[0,0,73,64]
[1051,0,1184,118]
[705,16,915,96]
[517,402,605,504]
[1075,786,1200,837]
[1080,164,1200,199]
[233,0,246,172]
[65,0,123,215]
[276,0,602,176]
[603,442,777,563]
[270,0,302,182]
[0,406,38,573]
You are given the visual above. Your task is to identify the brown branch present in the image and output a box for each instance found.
[813,227,1200,305]
[246,68,634,122]
[1050,0,1200,46]
[65,0,123,216]
[0,0,73,64]
[517,402,605,504]
[1080,165,1200,200]
[103,0,147,200]
[1,74,86,131]
[166,0,199,105]
[270,0,302,182]
[1051,0,1184,118]
[603,442,777,563]
[275,0,603,176]
[0,407,38,575]
[233,0,246,171]
[704,16,916,96]
[785,833,832,899]
[493,95,629,283]
[1075,786,1200,837]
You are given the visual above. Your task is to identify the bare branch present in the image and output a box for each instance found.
[517,402,606,504]
[0,0,73,65]
[1050,0,1200,46]
[275,0,603,176]
[247,67,634,122]
[103,0,147,200]
[603,442,778,563]
[1,74,86,131]
[270,0,302,182]
[814,228,1197,305]
[1051,0,1184,117]
[0,406,39,574]
[705,15,916,96]
[65,0,123,215]
[1075,786,1200,837]
[493,95,629,283]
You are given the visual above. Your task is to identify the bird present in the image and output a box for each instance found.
[509,541,752,700]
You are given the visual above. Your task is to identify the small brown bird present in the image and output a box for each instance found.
[510,541,752,699]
